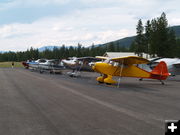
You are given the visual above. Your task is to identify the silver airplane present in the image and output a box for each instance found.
[149,58,180,76]
[23,59,64,74]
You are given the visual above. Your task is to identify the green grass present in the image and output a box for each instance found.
[0,62,23,68]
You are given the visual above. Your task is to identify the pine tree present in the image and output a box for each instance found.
[144,20,151,55]
[156,12,169,57]
[143,12,177,58]
[167,28,177,57]
[176,38,180,58]
[77,43,82,57]
[134,19,145,57]
[155,12,177,57]
[107,42,115,52]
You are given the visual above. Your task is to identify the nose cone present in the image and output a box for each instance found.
[92,64,97,71]
[92,62,101,72]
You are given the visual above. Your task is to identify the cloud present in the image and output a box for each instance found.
[0,0,70,8]
[0,7,135,51]
[0,0,180,51]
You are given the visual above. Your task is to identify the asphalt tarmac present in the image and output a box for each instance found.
[0,68,180,135]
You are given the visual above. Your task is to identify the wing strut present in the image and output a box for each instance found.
[117,59,124,88]
[159,62,165,85]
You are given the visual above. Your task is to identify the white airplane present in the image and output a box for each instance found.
[149,58,180,76]
[61,57,78,69]
[22,59,64,73]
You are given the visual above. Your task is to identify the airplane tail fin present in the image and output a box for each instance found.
[22,61,29,69]
[150,61,170,80]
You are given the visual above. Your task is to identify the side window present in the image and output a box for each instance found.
[113,62,119,66]
[109,61,114,65]
[108,61,119,66]
[39,59,46,63]
[104,59,110,63]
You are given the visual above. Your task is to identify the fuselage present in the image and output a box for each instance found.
[93,62,151,78]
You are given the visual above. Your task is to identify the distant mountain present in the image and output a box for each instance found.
[0,51,6,53]
[171,25,180,37]
[101,36,136,48]
[37,26,180,52]
[38,46,61,52]
[100,25,180,49]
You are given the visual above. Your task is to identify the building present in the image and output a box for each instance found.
[103,52,151,59]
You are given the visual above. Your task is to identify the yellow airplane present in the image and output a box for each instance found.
[92,56,170,85]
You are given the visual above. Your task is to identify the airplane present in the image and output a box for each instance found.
[61,57,77,69]
[22,59,47,70]
[22,61,29,69]
[62,57,103,77]
[92,56,170,85]
[22,59,64,74]
[148,58,180,76]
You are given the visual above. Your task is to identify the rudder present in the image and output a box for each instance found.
[150,61,170,80]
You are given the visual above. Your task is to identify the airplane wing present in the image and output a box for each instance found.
[111,56,149,65]
[95,56,108,60]
[77,57,103,62]
[173,63,180,68]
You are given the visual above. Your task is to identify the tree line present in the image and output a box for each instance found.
[0,44,127,62]
[130,12,180,58]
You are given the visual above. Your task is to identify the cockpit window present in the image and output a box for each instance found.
[39,59,46,63]
[108,61,119,66]
[104,59,110,63]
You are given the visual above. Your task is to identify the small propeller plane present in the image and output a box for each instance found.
[148,58,180,76]
[62,57,102,71]
[92,56,170,85]
[22,59,64,74]
[62,57,103,77]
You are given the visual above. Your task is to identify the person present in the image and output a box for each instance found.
[12,62,14,68]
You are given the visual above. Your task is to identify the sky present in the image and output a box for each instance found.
[0,0,180,51]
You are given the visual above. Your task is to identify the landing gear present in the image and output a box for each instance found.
[104,75,117,85]
[97,75,116,85]
[97,75,107,84]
